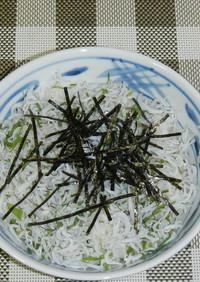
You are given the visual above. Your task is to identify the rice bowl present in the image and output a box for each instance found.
[0,47,200,280]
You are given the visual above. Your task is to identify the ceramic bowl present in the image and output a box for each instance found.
[0,47,200,280]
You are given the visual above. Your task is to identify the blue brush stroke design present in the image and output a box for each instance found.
[98,58,169,99]
[185,103,199,126]
[4,97,24,120]
[0,55,200,123]
[62,66,88,76]
[194,135,200,156]
[139,91,154,101]
[0,81,39,113]
[95,56,200,118]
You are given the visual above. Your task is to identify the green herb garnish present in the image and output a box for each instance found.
[82,255,104,261]
[7,203,23,220]
[126,245,133,256]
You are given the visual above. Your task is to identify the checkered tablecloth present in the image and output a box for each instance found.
[0,0,200,281]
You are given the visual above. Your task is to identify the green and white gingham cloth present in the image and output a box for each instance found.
[0,0,200,281]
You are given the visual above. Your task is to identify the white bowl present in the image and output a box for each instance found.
[0,47,200,280]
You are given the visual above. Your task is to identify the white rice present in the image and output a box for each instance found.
[0,73,197,271]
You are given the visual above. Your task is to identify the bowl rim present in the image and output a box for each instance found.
[0,46,200,280]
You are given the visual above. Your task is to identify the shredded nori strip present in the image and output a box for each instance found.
[28,192,137,226]
[5,141,43,186]
[0,124,32,193]
[28,177,71,217]
[30,110,42,177]
[45,128,68,138]
[2,176,42,220]
[86,207,102,235]
[132,98,152,127]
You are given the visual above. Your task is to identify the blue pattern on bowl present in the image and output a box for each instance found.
[62,66,88,76]
[185,103,200,126]
[0,81,39,113]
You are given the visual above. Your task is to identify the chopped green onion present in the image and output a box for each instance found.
[126,245,133,256]
[82,255,104,261]
[7,203,23,220]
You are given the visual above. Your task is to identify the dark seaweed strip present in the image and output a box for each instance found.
[64,87,75,123]
[148,163,163,168]
[7,124,32,177]
[151,166,182,189]
[73,165,94,203]
[83,95,106,122]
[88,104,122,135]
[90,139,147,156]
[2,175,42,220]
[86,207,102,235]
[62,171,79,180]
[71,130,85,156]
[88,134,106,200]
[140,114,170,147]
[118,111,138,145]
[84,183,89,203]
[8,141,43,186]
[92,132,106,136]
[110,177,115,191]
[24,114,67,123]
[88,184,98,202]
[43,130,70,156]
[153,114,169,129]
[92,97,109,123]
[63,88,84,133]
[134,121,138,134]
[30,110,42,177]
[104,104,121,149]
[100,195,112,221]
[28,177,70,217]
[167,202,179,216]
[137,127,150,155]
[69,95,76,105]
[28,192,136,226]
[96,133,107,152]
[48,99,68,116]
[0,124,32,193]
[103,206,112,221]
[132,98,152,126]
[88,157,103,203]
[105,164,122,184]
[126,147,182,193]
[45,128,68,138]
[61,90,85,155]
[139,145,153,157]
[136,132,182,139]
[76,167,89,204]
[148,142,163,150]
[126,151,182,195]
[77,91,86,119]
[150,132,182,138]
[143,136,151,155]
[45,142,74,176]
[144,180,179,215]
[119,162,143,185]
[22,156,82,164]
